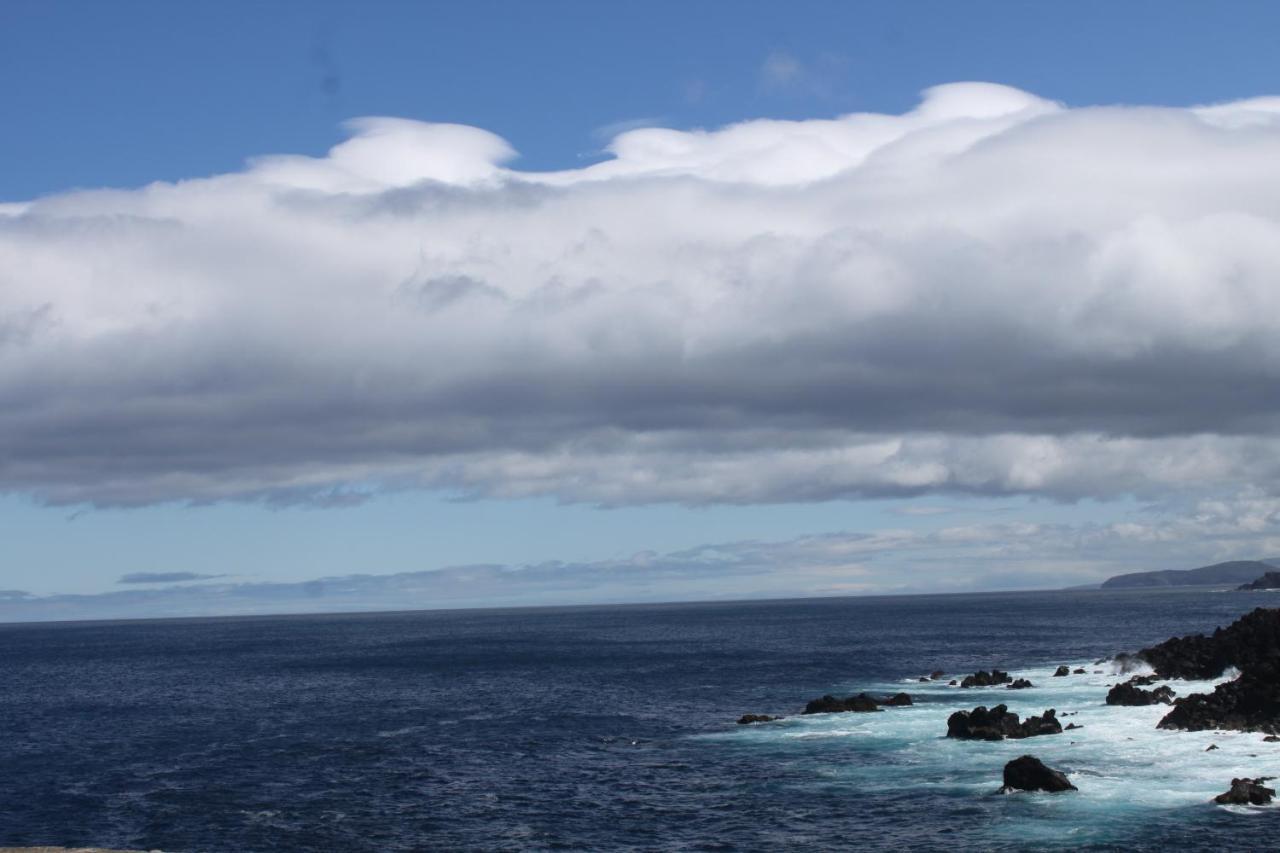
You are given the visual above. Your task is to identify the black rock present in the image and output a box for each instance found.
[948,679,958,686]
[1265,735,1280,743]
[882,692,913,706]
[1001,755,1077,793]
[960,669,1013,688]
[1106,682,1175,706]
[737,714,781,725]
[1065,723,1083,730]
[930,670,946,680]
[1213,777,1275,805]
[1238,572,1280,591]
[1157,659,1280,734]
[918,676,931,682]
[1007,678,1034,690]
[1073,668,1086,674]
[1136,607,1280,680]
[802,693,882,715]
[947,705,1062,740]
[1053,666,1070,677]
[1205,744,1219,751]
[1127,673,1160,686]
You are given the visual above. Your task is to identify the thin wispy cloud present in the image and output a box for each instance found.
[5,489,1280,621]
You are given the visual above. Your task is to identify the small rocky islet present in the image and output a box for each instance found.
[734,606,1280,803]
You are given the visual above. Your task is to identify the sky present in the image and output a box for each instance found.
[5,1,1280,620]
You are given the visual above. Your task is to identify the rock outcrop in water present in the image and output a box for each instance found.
[1053,666,1070,677]
[1007,678,1034,690]
[1238,571,1280,591]
[802,693,882,714]
[959,669,1012,688]
[1213,777,1275,805]
[1001,755,1077,793]
[1115,608,1280,734]
[1158,661,1280,734]
[882,692,913,706]
[946,705,1062,740]
[1135,607,1280,680]
[1106,679,1175,706]
[736,714,781,724]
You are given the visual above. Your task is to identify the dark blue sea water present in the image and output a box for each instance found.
[1,589,1277,851]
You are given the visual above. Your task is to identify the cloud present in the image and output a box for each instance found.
[117,571,227,584]
[5,489,1280,621]
[4,83,1280,511]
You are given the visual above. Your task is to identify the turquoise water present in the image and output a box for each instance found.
[0,588,1276,850]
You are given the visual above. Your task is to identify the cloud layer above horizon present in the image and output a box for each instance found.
[5,82,1280,509]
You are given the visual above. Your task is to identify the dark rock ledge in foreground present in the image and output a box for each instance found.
[1119,607,1280,734]
[947,705,1062,740]
[1001,755,1077,793]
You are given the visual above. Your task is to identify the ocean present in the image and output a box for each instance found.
[0,588,1276,851]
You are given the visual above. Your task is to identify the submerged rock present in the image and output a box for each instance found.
[1213,777,1275,805]
[1007,678,1034,690]
[1073,668,1087,674]
[959,669,1012,688]
[946,705,1062,740]
[1001,755,1077,793]
[1106,681,1175,706]
[802,693,881,715]
[882,692,913,706]
[1205,744,1219,751]
[930,669,946,680]
[1053,666,1070,677]
[736,714,781,725]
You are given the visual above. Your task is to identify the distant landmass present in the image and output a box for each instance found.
[1101,559,1280,589]
[1237,571,1280,591]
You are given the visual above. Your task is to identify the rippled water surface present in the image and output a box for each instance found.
[1,589,1277,851]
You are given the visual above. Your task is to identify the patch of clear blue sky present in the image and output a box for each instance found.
[4,0,1280,199]
[0,1,1266,594]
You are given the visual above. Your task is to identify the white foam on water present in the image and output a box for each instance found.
[703,660,1279,843]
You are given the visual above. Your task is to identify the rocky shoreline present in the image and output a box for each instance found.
[736,606,1280,804]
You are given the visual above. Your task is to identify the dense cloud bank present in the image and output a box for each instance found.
[5,83,1280,507]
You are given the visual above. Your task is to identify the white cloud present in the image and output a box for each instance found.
[4,83,1280,513]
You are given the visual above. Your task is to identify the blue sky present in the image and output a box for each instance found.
[4,2,1280,616]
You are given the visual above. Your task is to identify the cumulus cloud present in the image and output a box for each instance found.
[4,83,1280,509]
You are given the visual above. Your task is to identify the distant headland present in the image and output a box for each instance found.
[1100,559,1280,589]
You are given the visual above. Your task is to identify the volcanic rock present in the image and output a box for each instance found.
[946,705,1062,740]
[1106,682,1175,706]
[960,669,1012,688]
[736,714,781,725]
[1054,666,1070,677]
[1158,660,1280,734]
[882,692,913,706]
[1136,607,1280,680]
[1238,572,1280,591]
[1001,755,1077,793]
[1007,678,1034,690]
[802,693,882,715]
[1213,777,1275,805]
